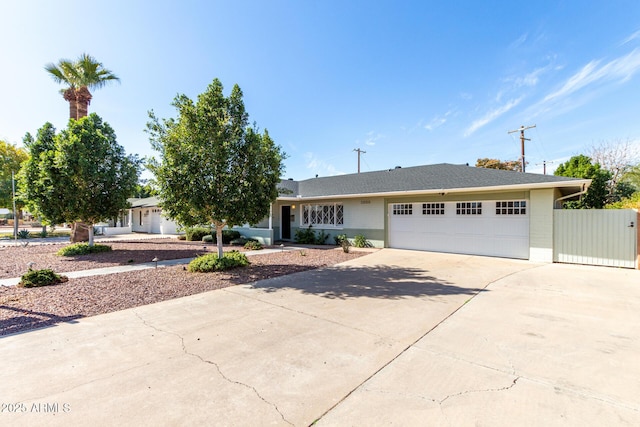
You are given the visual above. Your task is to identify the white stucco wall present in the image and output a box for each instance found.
[529,188,555,262]
[342,198,385,229]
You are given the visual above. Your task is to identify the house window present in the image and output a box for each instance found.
[392,203,413,215]
[495,201,527,215]
[422,203,445,215]
[302,203,343,226]
[456,202,482,215]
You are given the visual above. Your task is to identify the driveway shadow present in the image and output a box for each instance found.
[249,264,487,300]
[0,305,81,337]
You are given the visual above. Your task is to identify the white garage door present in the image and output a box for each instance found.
[388,201,529,259]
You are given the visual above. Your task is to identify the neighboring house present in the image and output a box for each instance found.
[122,163,591,263]
[129,196,179,235]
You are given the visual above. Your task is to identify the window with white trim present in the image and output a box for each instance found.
[302,203,344,226]
[495,200,526,215]
[456,202,482,215]
[392,203,413,215]
[422,203,445,215]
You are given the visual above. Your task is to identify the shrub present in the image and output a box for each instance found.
[188,250,249,272]
[17,229,31,239]
[340,238,351,253]
[177,234,186,240]
[185,226,211,241]
[315,230,330,245]
[185,227,242,243]
[57,243,113,256]
[202,235,214,242]
[353,234,369,248]
[294,226,316,244]
[334,234,348,246]
[19,269,68,288]
[39,229,48,238]
[244,240,263,250]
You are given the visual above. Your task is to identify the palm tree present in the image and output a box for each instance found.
[45,53,120,119]
[45,54,119,243]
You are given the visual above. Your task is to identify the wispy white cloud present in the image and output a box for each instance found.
[621,29,640,46]
[509,32,528,49]
[362,130,384,146]
[542,48,640,104]
[464,97,523,137]
[304,152,345,177]
[424,110,453,131]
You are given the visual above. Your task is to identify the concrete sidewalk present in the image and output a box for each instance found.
[1,249,639,426]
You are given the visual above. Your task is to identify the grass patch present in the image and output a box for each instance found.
[57,243,113,256]
[188,251,249,272]
[19,269,68,288]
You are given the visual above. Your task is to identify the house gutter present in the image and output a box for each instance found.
[277,179,593,201]
[554,182,590,205]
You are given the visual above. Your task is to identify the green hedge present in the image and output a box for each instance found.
[57,243,113,256]
[185,227,241,243]
[19,269,68,288]
[187,250,250,272]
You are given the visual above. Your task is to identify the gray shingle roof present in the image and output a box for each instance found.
[284,163,586,198]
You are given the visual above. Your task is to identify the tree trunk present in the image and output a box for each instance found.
[88,225,94,247]
[76,86,92,118]
[70,222,90,243]
[63,88,78,119]
[216,225,224,258]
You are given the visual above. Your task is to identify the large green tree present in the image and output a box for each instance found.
[0,140,28,209]
[45,53,119,120]
[554,155,611,208]
[147,78,285,258]
[20,114,140,245]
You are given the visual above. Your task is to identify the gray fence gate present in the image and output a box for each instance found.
[553,209,637,268]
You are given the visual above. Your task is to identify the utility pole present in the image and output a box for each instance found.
[535,160,554,175]
[508,124,536,173]
[353,148,366,173]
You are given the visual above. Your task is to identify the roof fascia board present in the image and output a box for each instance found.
[277,179,592,201]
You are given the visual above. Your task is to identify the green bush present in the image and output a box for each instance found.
[185,226,211,241]
[177,234,186,240]
[334,234,348,245]
[294,226,329,245]
[202,235,214,243]
[188,250,250,272]
[19,269,68,288]
[57,243,113,256]
[353,234,369,248]
[294,226,316,244]
[185,227,242,243]
[17,229,31,239]
[244,240,263,250]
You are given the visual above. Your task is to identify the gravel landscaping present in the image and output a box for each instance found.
[0,239,369,336]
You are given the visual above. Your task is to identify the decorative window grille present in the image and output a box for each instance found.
[422,203,445,215]
[302,203,344,226]
[456,202,482,215]
[495,201,527,215]
[392,203,413,215]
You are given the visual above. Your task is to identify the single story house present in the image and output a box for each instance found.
[123,163,591,263]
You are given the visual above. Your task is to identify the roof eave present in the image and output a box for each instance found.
[276,179,592,201]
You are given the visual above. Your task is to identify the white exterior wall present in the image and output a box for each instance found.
[529,189,554,262]
[342,198,385,229]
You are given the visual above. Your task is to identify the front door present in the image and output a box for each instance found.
[281,205,291,240]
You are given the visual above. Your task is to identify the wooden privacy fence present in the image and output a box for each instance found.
[553,209,638,269]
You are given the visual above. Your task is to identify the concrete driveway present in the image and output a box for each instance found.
[1,249,639,426]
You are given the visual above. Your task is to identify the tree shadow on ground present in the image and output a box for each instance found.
[0,305,81,337]
[249,264,487,300]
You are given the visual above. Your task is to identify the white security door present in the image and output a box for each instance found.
[388,201,530,259]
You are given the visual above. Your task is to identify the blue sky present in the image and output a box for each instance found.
[2,0,640,179]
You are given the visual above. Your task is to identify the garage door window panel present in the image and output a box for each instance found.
[456,202,482,215]
[495,200,527,215]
